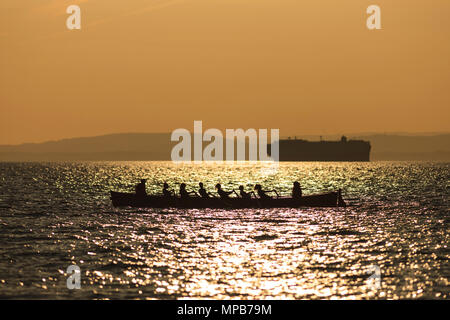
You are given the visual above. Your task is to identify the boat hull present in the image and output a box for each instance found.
[110,191,346,208]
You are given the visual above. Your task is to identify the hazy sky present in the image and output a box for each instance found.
[1,0,449,144]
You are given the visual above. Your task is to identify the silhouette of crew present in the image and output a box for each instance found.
[292,181,302,199]
[135,179,147,196]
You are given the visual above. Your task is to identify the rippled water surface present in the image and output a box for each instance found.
[0,161,448,299]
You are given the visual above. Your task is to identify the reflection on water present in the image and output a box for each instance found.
[0,161,448,299]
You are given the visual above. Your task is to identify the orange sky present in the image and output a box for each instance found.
[1,0,449,145]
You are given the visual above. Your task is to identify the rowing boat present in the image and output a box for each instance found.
[110,190,346,208]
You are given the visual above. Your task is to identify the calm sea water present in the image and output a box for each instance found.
[0,161,448,299]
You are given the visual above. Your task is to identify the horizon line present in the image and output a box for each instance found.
[1,131,450,147]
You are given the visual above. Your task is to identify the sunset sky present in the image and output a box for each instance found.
[1,0,449,145]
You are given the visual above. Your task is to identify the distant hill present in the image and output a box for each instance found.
[351,134,450,160]
[0,133,173,161]
[0,133,449,161]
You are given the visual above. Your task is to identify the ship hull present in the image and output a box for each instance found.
[272,139,371,161]
[110,191,346,208]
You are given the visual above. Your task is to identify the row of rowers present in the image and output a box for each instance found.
[135,180,303,200]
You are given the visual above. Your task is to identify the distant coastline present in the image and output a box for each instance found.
[0,133,449,161]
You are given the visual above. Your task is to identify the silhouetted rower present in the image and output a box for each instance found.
[135,179,147,196]
[292,181,302,199]
[215,184,237,200]
[199,182,214,199]
[238,185,253,200]
[163,182,174,197]
[180,183,197,199]
[254,184,279,200]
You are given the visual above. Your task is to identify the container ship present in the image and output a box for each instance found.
[272,136,371,161]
